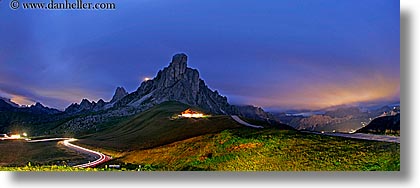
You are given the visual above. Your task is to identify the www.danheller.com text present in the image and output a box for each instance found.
[10,0,116,10]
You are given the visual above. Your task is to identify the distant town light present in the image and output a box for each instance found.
[22,133,28,137]
[144,77,151,81]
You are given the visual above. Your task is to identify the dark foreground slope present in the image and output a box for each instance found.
[356,114,400,135]
[78,101,248,150]
[0,99,66,135]
[0,140,92,167]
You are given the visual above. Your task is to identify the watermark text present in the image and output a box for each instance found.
[9,0,116,10]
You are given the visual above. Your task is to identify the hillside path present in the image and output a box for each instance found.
[301,131,400,143]
[231,115,264,129]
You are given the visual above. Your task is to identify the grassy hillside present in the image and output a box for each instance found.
[74,101,398,171]
[78,101,245,150]
[102,128,399,171]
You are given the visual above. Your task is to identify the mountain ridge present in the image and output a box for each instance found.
[113,53,231,115]
[51,53,279,134]
[0,98,61,115]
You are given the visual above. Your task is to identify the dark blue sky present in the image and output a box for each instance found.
[0,0,400,111]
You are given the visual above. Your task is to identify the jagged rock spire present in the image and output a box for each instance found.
[110,87,128,103]
[167,53,188,81]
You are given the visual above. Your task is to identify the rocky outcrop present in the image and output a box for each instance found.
[26,102,61,115]
[64,86,128,115]
[115,53,231,115]
[57,53,278,133]
[94,99,106,110]
[65,99,107,114]
[110,87,128,104]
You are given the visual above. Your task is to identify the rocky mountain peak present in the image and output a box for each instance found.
[170,53,188,68]
[110,87,128,103]
[165,53,188,81]
[97,99,106,105]
[80,99,92,107]
[112,54,233,115]
[65,99,94,114]
[55,53,281,133]
[33,102,44,108]
[26,102,61,114]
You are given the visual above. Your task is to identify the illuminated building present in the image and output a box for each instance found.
[180,109,204,118]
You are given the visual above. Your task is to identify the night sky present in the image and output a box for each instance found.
[0,0,400,111]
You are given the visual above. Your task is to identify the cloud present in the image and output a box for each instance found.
[246,73,400,110]
[0,0,399,111]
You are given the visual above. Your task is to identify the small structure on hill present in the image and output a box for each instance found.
[180,109,204,118]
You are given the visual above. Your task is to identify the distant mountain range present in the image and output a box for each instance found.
[60,54,274,117]
[0,54,278,135]
[0,99,61,115]
[275,105,400,133]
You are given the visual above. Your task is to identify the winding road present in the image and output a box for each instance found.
[230,116,399,143]
[27,138,111,168]
[301,131,400,143]
[231,115,264,129]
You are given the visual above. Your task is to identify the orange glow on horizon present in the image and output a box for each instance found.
[251,74,400,110]
[10,95,35,107]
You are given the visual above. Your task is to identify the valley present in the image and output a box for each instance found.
[276,105,400,135]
